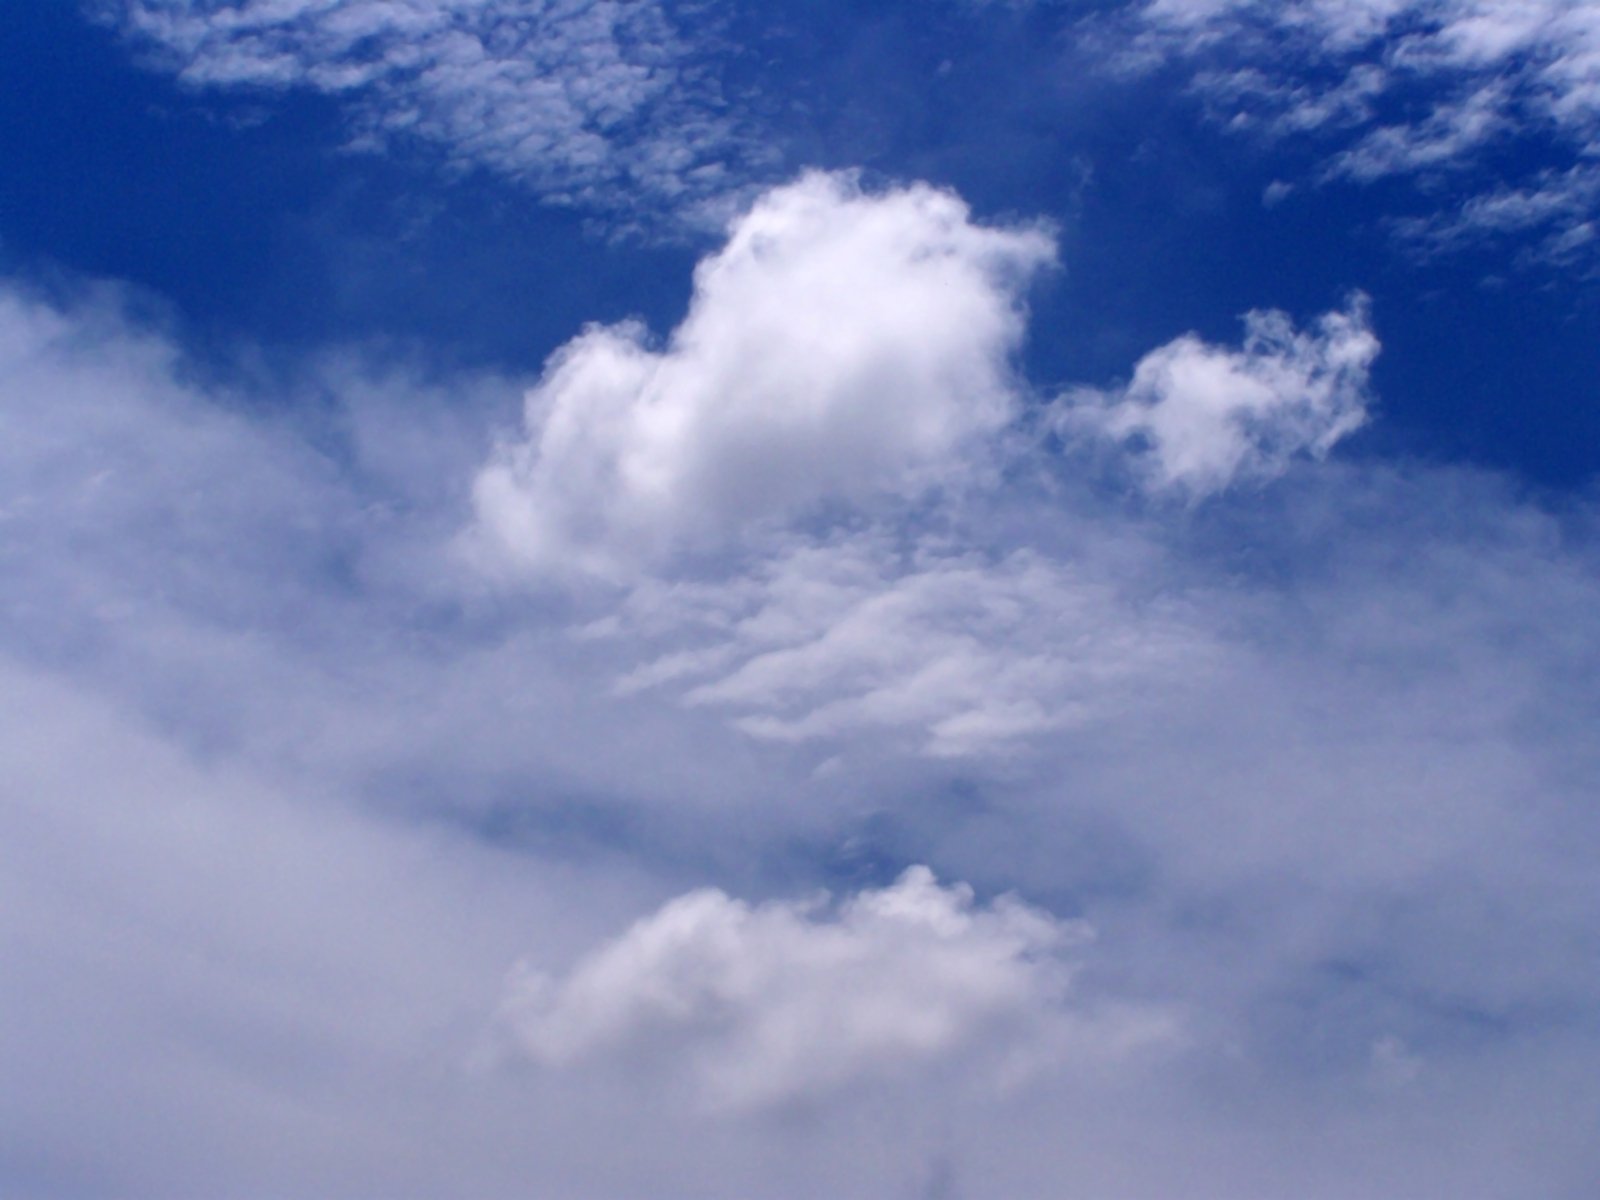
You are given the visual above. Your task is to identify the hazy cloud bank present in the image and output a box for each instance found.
[3,171,1599,1195]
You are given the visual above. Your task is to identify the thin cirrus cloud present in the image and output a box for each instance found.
[605,538,1204,759]
[97,0,770,225]
[1393,160,1600,263]
[1122,0,1600,261]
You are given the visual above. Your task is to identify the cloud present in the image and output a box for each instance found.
[1061,295,1377,498]
[5,185,1600,1196]
[602,534,1207,757]
[98,0,768,225]
[1118,0,1600,262]
[472,171,1055,580]
[1391,161,1600,265]
[1326,81,1512,181]
[469,181,1382,759]
[499,865,1170,1110]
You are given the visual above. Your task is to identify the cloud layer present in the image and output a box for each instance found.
[4,165,1600,1195]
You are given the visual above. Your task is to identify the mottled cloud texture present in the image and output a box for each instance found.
[99,0,766,224]
[101,0,1600,257]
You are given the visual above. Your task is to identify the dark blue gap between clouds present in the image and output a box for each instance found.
[4,0,1599,487]
[0,2,699,374]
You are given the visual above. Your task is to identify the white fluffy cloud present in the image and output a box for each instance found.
[100,0,761,222]
[1062,296,1377,498]
[499,866,1166,1109]
[473,171,1055,579]
[471,179,1375,758]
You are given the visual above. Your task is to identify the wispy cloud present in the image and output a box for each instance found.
[1391,160,1600,266]
[1118,0,1600,262]
[603,536,1206,758]
[97,0,774,229]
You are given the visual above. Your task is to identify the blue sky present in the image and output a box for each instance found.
[3,2,1600,1197]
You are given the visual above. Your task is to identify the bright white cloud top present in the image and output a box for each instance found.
[473,172,1054,578]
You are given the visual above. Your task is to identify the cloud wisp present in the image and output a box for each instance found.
[1120,0,1600,263]
[98,0,769,228]
[603,537,1205,758]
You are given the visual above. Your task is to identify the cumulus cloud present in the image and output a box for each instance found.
[499,866,1167,1109]
[98,0,765,224]
[472,171,1055,579]
[1061,295,1377,498]
[468,178,1380,759]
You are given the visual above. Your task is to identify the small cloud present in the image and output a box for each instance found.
[1060,294,1377,500]
[498,867,1170,1109]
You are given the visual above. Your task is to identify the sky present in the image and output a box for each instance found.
[2,2,1599,1197]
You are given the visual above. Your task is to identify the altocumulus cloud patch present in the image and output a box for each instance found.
[97,0,770,225]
